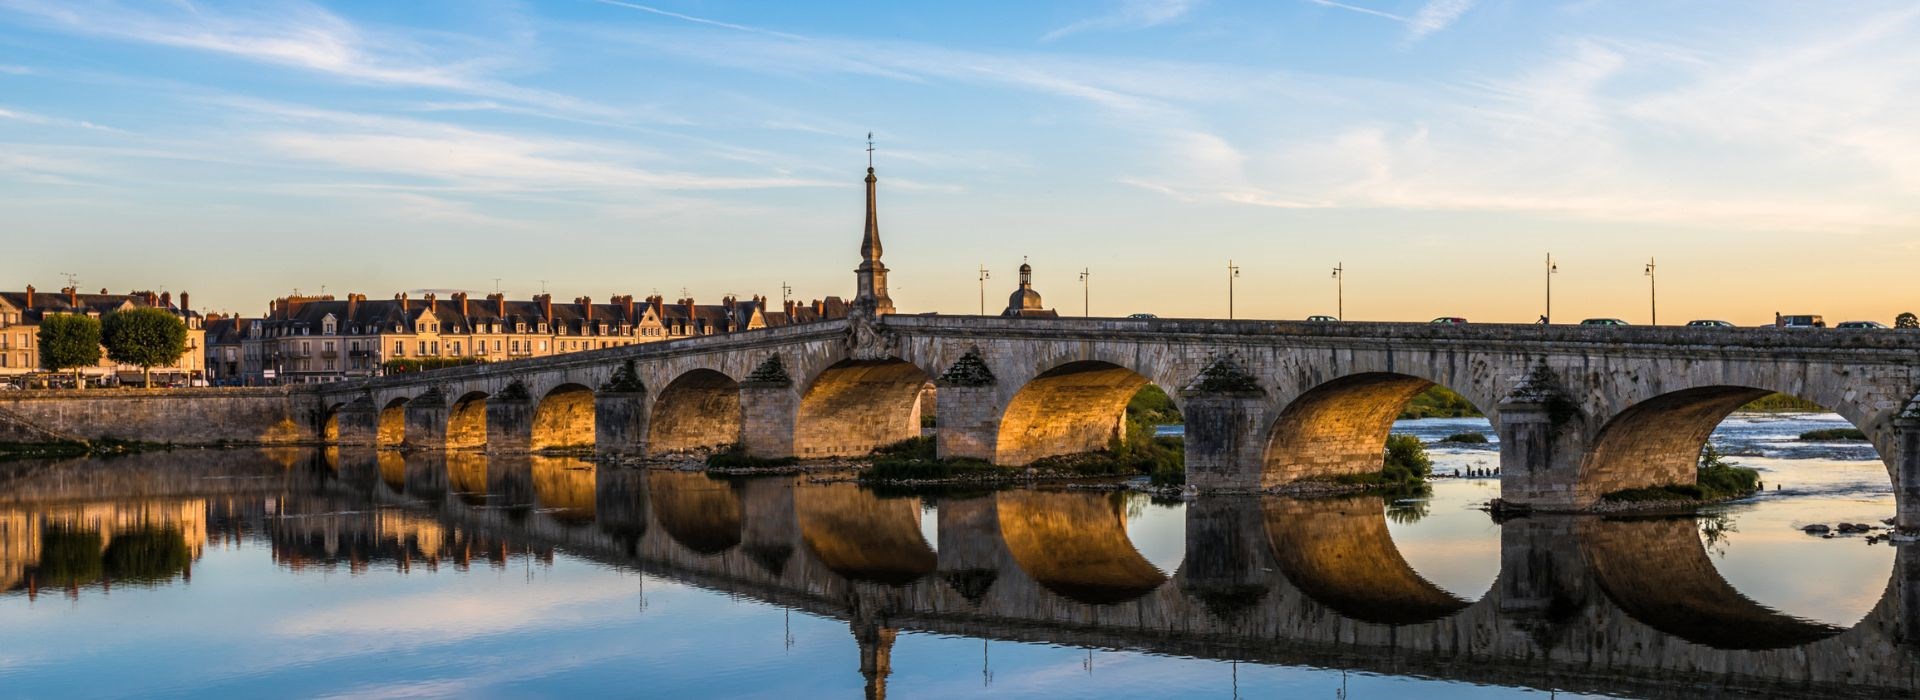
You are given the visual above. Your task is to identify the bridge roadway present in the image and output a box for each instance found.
[263,449,1920,698]
[310,314,1920,519]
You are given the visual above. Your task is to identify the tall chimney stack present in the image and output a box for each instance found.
[23,285,33,308]
[454,292,469,318]
[537,294,552,322]
[180,292,190,312]
[159,291,171,308]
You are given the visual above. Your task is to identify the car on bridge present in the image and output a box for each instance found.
[1686,319,1735,328]
[1778,314,1826,328]
[1837,320,1889,329]
[1580,318,1630,326]
[1429,317,1468,324]
[1127,313,1157,319]
[1306,315,1338,322]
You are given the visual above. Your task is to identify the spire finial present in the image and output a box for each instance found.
[866,131,874,170]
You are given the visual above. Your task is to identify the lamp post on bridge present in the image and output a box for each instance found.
[1227,260,1240,320]
[1078,268,1090,317]
[1331,262,1344,321]
[1644,257,1657,326]
[1544,253,1558,324]
[977,265,990,315]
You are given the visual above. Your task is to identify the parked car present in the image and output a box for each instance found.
[1127,313,1157,319]
[1686,319,1735,328]
[1430,317,1468,324]
[1580,318,1629,326]
[1837,320,1888,329]
[1778,314,1826,328]
[0,383,18,391]
[1305,315,1338,322]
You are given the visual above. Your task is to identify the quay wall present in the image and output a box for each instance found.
[0,388,321,445]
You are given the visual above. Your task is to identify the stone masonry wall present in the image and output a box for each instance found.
[0,388,318,445]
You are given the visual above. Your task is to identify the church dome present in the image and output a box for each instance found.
[1008,287,1044,311]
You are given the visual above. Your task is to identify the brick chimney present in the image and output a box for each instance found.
[813,299,826,316]
[784,299,797,317]
[159,291,171,308]
[488,293,506,317]
[578,296,592,322]
[454,292,469,318]
[647,295,664,317]
[346,293,360,322]
[398,292,409,314]
[621,295,637,324]
[536,294,552,321]
[681,297,696,323]
[180,291,189,312]
[23,285,32,308]
[65,287,77,307]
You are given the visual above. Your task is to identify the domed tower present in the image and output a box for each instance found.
[1002,260,1057,318]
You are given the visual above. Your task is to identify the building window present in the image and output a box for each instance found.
[493,340,501,351]
[540,340,549,351]
[394,341,404,356]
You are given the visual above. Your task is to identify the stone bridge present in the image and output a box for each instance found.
[311,314,1920,517]
[286,450,1920,699]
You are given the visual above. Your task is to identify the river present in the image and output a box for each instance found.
[0,413,1906,698]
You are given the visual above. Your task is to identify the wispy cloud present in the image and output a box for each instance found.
[0,64,31,75]
[1302,0,1405,22]
[1042,0,1201,41]
[591,0,808,41]
[0,105,128,133]
[1407,0,1475,41]
[0,0,612,118]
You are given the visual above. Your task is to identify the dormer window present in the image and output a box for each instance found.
[322,318,337,335]
[538,323,548,333]
[516,323,526,333]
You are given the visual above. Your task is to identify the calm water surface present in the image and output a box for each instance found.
[0,414,1908,699]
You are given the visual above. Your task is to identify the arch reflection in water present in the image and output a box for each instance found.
[995,491,1169,605]
[1263,495,1475,625]
[794,483,936,585]
[647,471,743,555]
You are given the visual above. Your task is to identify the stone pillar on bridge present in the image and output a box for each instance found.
[1495,364,1580,512]
[1895,401,1920,532]
[1180,355,1268,491]
[932,348,999,462]
[740,355,798,459]
[485,387,534,452]
[334,396,378,447]
[595,362,650,458]
[403,387,450,450]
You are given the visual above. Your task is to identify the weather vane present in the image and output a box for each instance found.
[866,131,875,168]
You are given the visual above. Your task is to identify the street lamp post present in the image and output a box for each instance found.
[1227,260,1240,320]
[977,265,991,315]
[1079,268,1090,317]
[1331,263,1344,321]
[1544,253,1558,324]
[1644,257,1657,326]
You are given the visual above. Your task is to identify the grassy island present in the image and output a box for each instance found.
[1602,444,1762,504]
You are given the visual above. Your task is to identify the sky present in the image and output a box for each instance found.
[1,0,1916,324]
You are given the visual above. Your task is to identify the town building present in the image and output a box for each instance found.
[0,286,206,385]
[207,291,847,385]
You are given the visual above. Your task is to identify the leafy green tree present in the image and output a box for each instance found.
[1898,312,1918,329]
[101,307,187,388]
[37,313,102,388]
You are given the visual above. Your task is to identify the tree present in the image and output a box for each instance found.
[37,313,102,388]
[1898,312,1918,329]
[101,308,187,388]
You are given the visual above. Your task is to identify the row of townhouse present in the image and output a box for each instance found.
[0,286,206,385]
[203,291,847,385]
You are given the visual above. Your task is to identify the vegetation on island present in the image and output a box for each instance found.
[1739,393,1827,412]
[1799,428,1868,441]
[1333,433,1434,492]
[382,357,486,374]
[101,308,188,388]
[704,444,798,470]
[1441,431,1489,444]
[1601,443,1762,503]
[1399,386,1482,419]
[36,314,102,387]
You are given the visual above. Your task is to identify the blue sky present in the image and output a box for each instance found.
[2,1,1916,323]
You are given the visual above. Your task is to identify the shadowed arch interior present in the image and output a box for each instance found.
[794,483,937,585]
[1577,386,1776,500]
[1261,373,1446,487]
[794,359,932,457]
[649,369,742,455]
[1263,495,1471,625]
[996,490,1169,605]
[321,402,345,443]
[1580,516,1844,649]
[532,384,595,452]
[647,471,743,555]
[995,360,1153,466]
[447,391,488,450]
[377,397,408,447]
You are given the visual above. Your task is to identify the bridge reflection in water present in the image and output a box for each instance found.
[2,448,1915,699]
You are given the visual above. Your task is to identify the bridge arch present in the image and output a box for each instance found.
[531,383,596,452]
[994,359,1173,466]
[447,391,489,450]
[795,357,934,457]
[649,368,743,456]
[647,471,743,556]
[1577,384,1890,504]
[377,397,408,448]
[1260,372,1489,487]
[320,401,348,443]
